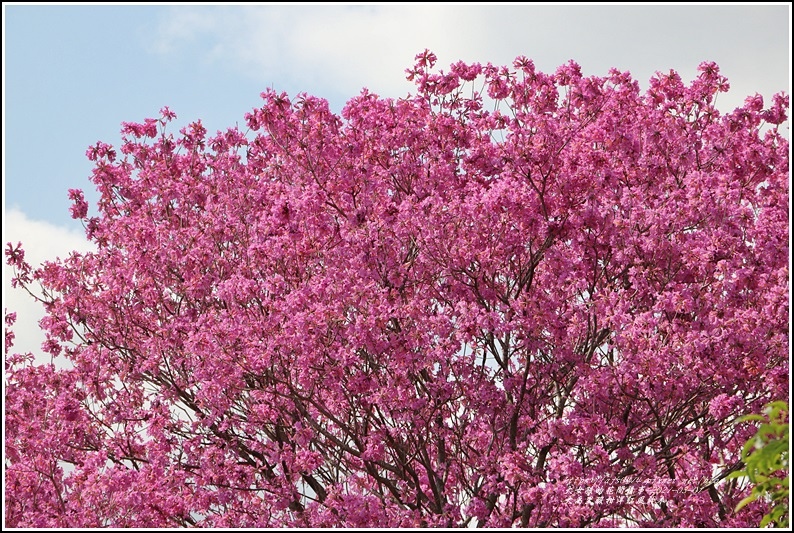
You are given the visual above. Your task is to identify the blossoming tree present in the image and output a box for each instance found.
[5,51,789,527]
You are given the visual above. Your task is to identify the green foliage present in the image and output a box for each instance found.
[728,401,789,528]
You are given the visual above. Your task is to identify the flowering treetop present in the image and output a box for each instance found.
[5,50,789,527]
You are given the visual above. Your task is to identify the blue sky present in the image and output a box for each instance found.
[2,3,791,356]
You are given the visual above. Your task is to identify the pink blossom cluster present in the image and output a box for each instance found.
[4,51,788,527]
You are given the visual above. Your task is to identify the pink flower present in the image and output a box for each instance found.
[68,188,89,219]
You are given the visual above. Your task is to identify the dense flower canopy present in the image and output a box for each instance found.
[5,51,789,527]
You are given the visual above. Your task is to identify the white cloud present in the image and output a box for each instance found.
[2,208,94,363]
[149,5,789,114]
[149,5,536,101]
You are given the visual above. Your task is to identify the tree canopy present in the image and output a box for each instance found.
[5,51,789,527]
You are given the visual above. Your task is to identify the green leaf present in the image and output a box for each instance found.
[731,401,789,526]
[738,414,767,423]
[735,493,758,512]
[726,470,746,481]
